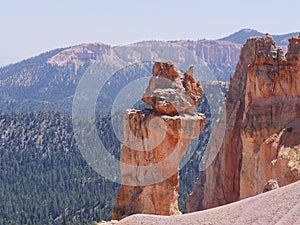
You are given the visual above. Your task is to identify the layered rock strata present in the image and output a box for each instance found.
[112,62,206,219]
[177,40,241,65]
[187,34,300,212]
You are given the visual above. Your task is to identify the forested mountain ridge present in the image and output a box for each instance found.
[219,28,299,45]
[0,111,120,224]
[0,40,235,113]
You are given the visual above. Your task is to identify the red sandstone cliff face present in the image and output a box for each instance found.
[112,62,206,220]
[186,35,300,212]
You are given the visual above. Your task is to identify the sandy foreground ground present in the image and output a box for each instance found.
[101,181,300,225]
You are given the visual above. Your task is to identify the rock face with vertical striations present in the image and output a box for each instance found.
[186,34,300,212]
[112,62,206,220]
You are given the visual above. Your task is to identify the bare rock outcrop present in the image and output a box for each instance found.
[187,34,300,212]
[112,62,206,220]
[263,179,279,192]
[47,43,110,70]
[142,63,203,115]
[177,40,242,65]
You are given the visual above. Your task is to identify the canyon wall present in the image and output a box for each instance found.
[177,40,242,81]
[112,62,206,219]
[187,34,300,212]
[177,40,241,65]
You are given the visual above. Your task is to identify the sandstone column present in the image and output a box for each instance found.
[112,62,205,220]
[187,34,300,213]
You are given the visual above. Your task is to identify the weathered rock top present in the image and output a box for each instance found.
[142,61,203,115]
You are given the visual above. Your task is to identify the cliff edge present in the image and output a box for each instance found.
[187,34,300,212]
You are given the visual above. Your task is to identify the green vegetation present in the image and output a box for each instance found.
[0,93,215,224]
[0,112,119,224]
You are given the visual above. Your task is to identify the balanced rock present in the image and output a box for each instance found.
[142,61,203,115]
[112,62,205,220]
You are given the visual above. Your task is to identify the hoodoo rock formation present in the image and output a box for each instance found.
[112,62,206,220]
[187,34,300,212]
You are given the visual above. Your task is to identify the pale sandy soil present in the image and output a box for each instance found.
[112,181,300,225]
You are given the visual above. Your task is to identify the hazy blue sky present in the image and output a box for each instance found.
[1,0,299,66]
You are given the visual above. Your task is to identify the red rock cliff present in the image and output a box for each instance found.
[187,34,300,212]
[112,62,206,220]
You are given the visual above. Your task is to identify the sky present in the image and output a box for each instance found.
[1,0,300,66]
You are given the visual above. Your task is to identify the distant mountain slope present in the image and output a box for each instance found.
[220,28,299,46]
[0,43,111,113]
[0,40,233,113]
[220,29,264,44]
[174,39,241,81]
[0,43,110,101]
